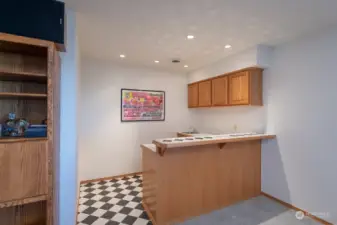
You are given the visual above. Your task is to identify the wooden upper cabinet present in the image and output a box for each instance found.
[198,80,212,107]
[229,69,263,106]
[212,76,228,106]
[248,69,263,106]
[229,72,250,105]
[188,83,199,108]
[187,67,263,108]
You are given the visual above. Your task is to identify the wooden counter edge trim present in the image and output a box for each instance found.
[261,192,333,225]
[0,195,48,208]
[188,66,264,85]
[142,201,158,225]
[154,135,276,149]
[80,172,143,184]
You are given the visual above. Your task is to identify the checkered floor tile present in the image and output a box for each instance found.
[77,174,152,225]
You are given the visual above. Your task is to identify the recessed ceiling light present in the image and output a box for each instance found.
[184,65,188,68]
[187,35,195,39]
[224,45,232,49]
[120,54,126,58]
[154,60,159,63]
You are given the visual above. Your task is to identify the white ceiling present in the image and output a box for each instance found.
[65,0,337,72]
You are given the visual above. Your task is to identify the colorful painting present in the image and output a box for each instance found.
[121,89,165,122]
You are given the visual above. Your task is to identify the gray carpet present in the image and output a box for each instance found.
[175,196,320,225]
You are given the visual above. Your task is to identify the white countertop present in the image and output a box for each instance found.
[189,133,213,137]
[153,133,276,149]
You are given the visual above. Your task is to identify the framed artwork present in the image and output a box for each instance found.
[121,88,165,122]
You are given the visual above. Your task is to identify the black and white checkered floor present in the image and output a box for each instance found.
[77,174,152,225]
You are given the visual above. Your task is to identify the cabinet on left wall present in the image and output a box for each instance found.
[0,33,60,225]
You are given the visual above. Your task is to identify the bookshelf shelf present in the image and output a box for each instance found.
[0,92,47,99]
[0,70,47,82]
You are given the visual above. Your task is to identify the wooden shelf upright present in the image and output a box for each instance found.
[0,32,60,225]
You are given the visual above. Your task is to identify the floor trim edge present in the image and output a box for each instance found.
[80,172,143,184]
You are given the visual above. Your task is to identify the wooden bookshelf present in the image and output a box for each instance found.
[0,33,60,225]
[0,92,47,99]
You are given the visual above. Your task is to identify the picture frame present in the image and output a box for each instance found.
[121,88,165,122]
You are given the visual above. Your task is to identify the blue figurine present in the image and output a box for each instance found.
[2,113,29,137]
[8,113,15,120]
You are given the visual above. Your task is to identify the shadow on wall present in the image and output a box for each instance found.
[262,67,291,206]
[262,139,291,204]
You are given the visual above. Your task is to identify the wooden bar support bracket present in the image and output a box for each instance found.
[156,146,167,156]
[218,143,226,149]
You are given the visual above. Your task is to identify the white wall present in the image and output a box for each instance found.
[188,46,268,134]
[59,8,79,225]
[262,27,337,224]
[79,59,190,181]
[188,46,258,83]
[188,29,337,223]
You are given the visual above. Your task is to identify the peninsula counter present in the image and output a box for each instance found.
[141,134,276,225]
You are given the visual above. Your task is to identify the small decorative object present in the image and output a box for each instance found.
[17,119,29,136]
[2,113,29,137]
[121,89,165,122]
[8,113,15,120]
[42,118,48,125]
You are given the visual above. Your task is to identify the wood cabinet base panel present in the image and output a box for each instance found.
[142,140,262,225]
[0,141,48,203]
[0,201,46,225]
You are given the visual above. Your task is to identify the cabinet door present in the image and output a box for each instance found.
[198,80,212,107]
[212,76,228,106]
[188,83,199,107]
[0,141,48,202]
[229,72,250,105]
